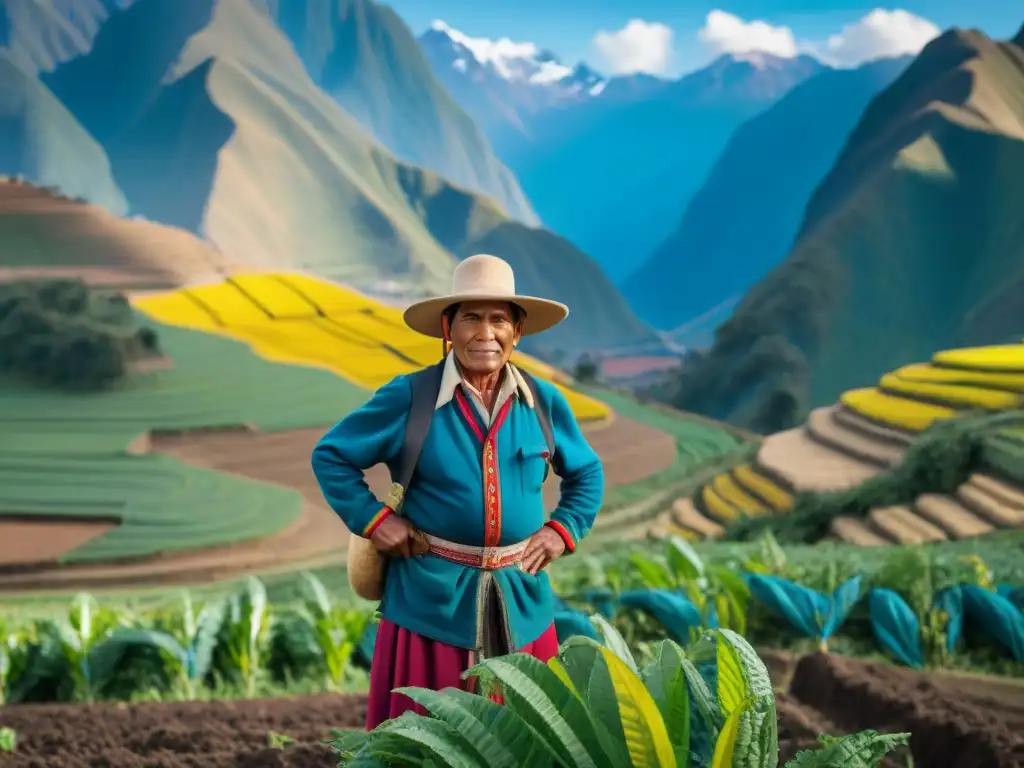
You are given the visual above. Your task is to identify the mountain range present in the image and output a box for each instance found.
[0,0,657,355]
[1,0,1021,403]
[660,24,1024,432]
[622,55,913,331]
[420,22,827,282]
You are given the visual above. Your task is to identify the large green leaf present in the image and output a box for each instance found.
[666,537,704,582]
[192,600,226,680]
[300,571,333,618]
[553,637,634,766]
[371,710,491,767]
[715,629,773,714]
[631,553,676,589]
[681,657,721,735]
[591,615,638,673]
[466,653,612,768]
[730,698,779,768]
[88,628,186,685]
[599,644,677,767]
[394,686,555,768]
[712,630,778,768]
[710,699,746,767]
[639,640,691,766]
[783,730,911,768]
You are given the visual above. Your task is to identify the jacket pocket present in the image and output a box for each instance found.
[518,445,551,495]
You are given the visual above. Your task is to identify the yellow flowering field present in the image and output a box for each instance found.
[732,464,793,511]
[133,273,610,421]
[711,472,767,516]
[879,373,1023,410]
[701,484,738,522]
[840,387,957,431]
[932,344,1024,372]
[892,363,1024,391]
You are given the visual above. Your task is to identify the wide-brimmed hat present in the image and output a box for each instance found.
[403,254,569,338]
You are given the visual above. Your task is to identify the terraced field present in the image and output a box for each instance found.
[0,271,747,592]
[650,342,1024,546]
[133,273,607,420]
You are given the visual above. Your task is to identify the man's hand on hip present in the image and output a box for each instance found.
[522,526,566,575]
[370,515,427,558]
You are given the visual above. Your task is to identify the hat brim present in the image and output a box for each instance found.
[403,294,569,338]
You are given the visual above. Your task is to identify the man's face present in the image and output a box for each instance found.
[444,300,522,375]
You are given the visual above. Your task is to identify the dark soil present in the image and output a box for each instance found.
[2,653,1023,766]
[791,652,1024,768]
[0,693,367,767]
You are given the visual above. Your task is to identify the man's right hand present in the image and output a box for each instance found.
[370,514,426,558]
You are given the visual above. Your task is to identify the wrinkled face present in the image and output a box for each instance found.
[442,300,523,375]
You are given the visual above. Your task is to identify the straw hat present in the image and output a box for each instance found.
[403,254,569,338]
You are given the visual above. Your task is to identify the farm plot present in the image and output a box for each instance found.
[0,452,302,564]
[1,653,1020,767]
[669,341,1024,545]
[0,321,369,575]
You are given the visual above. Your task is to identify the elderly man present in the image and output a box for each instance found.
[311,254,604,729]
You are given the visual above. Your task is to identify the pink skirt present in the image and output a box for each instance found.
[365,618,559,730]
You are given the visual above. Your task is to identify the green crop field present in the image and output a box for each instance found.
[0,320,371,563]
[0,319,370,434]
[0,453,302,562]
[0,315,751,574]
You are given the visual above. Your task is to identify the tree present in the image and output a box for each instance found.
[0,278,160,392]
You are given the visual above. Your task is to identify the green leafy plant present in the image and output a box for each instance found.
[784,731,910,767]
[329,624,909,767]
[267,731,295,749]
[628,536,751,637]
[51,593,130,701]
[0,726,15,753]
[216,577,272,698]
[296,572,371,692]
[90,592,225,699]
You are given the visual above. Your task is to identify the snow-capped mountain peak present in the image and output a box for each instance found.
[422,20,600,90]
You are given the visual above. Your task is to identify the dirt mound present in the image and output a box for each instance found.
[0,693,366,767]
[790,652,1024,768]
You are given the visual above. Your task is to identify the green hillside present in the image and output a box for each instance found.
[663,26,1024,433]
[623,56,910,331]
[267,0,538,225]
[0,51,126,214]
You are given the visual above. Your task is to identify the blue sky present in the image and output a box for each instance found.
[388,1,1021,76]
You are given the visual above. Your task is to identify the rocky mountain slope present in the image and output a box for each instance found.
[663,25,1024,431]
[1,0,653,355]
[0,49,126,214]
[624,56,911,330]
[264,0,537,225]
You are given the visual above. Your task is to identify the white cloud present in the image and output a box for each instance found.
[697,10,798,58]
[694,8,940,68]
[812,9,941,67]
[592,19,674,75]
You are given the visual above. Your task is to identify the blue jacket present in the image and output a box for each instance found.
[311,363,604,650]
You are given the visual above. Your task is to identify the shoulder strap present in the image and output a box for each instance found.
[518,369,556,461]
[391,359,445,513]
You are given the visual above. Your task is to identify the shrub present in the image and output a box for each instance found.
[0,278,160,391]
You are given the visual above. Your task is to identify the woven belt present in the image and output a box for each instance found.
[425,534,530,570]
